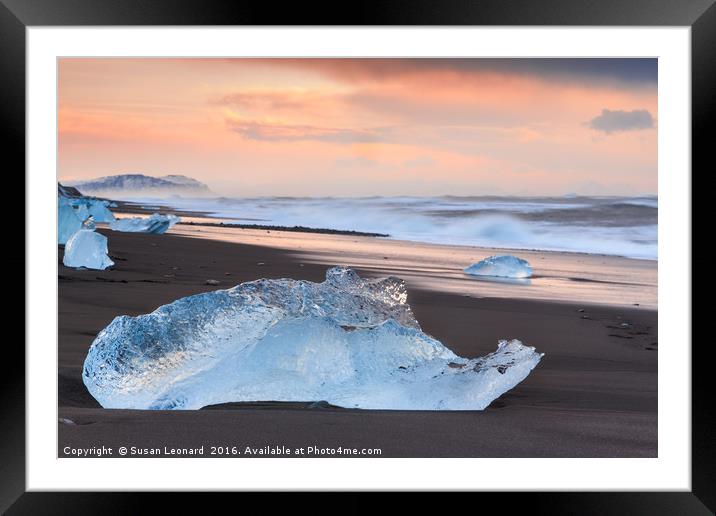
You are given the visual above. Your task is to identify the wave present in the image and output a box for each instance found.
[128,195,658,260]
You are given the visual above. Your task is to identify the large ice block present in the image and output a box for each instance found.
[464,255,533,278]
[109,213,180,234]
[62,228,114,270]
[58,197,86,245]
[83,267,542,410]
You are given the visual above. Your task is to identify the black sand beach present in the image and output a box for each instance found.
[58,229,657,457]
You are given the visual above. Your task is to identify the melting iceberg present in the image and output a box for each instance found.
[72,202,90,222]
[464,255,533,279]
[70,198,116,223]
[85,199,116,223]
[109,213,180,234]
[63,225,114,270]
[58,197,86,244]
[83,267,542,410]
[59,195,117,245]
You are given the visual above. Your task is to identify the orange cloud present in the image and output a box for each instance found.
[58,58,657,196]
[224,117,382,143]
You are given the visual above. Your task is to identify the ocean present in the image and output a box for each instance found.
[131,195,658,260]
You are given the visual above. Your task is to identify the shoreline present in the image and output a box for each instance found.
[58,229,657,457]
[109,198,657,263]
[166,223,657,308]
[178,220,389,237]
[174,217,656,262]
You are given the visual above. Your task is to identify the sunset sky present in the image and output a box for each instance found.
[58,58,657,196]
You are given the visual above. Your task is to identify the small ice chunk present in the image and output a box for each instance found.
[83,267,543,410]
[58,197,86,244]
[109,213,180,234]
[464,255,532,279]
[63,227,114,270]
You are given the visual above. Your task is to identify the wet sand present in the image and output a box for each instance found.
[58,228,657,457]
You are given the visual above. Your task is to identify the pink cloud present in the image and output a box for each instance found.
[58,58,657,196]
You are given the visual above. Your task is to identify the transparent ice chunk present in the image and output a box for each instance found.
[83,267,542,410]
[109,213,180,234]
[464,255,533,279]
[58,197,86,245]
[62,227,114,270]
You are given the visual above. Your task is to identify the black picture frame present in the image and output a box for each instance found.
[3,0,710,513]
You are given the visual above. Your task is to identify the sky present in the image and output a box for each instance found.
[58,58,657,197]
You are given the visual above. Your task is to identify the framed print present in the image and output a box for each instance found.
[3,0,711,512]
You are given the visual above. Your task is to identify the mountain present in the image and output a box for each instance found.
[159,175,205,187]
[67,174,211,198]
[58,182,84,198]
